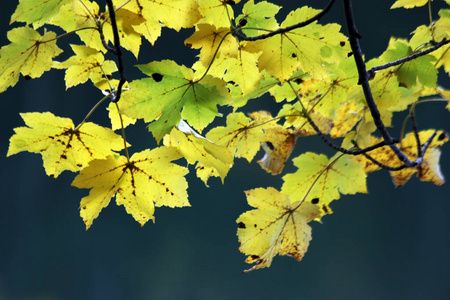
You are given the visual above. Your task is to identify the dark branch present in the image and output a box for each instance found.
[233,0,336,41]
[367,38,450,78]
[342,0,418,168]
[105,0,126,103]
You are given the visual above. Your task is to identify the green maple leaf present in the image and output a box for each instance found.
[120,60,228,142]
[236,0,280,37]
[380,38,437,88]
[0,27,63,93]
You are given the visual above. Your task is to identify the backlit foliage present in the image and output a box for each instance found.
[2,0,449,272]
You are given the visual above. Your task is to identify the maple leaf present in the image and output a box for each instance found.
[10,0,71,29]
[185,23,237,69]
[49,0,103,50]
[7,112,125,178]
[163,121,233,184]
[197,0,237,28]
[235,0,280,37]
[72,147,189,229]
[125,0,201,45]
[258,126,298,175]
[0,27,63,93]
[206,111,276,162]
[281,152,367,218]
[380,38,437,88]
[107,100,137,131]
[236,187,321,272]
[120,60,228,142]
[53,45,117,89]
[244,6,350,82]
[391,0,431,9]
[352,130,449,187]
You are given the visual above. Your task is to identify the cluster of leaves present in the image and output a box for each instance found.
[1,0,449,272]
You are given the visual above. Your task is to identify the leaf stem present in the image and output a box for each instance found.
[74,94,109,131]
[115,102,131,163]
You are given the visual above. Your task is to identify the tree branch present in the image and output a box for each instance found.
[105,0,126,103]
[342,0,418,168]
[233,0,336,41]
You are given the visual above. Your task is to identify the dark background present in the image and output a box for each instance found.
[1,1,449,299]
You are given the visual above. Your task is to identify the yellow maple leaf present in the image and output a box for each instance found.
[53,44,117,89]
[237,187,321,272]
[0,27,63,93]
[72,147,189,229]
[10,0,71,29]
[163,121,233,184]
[125,0,201,45]
[244,6,349,82]
[352,130,449,187]
[281,152,367,217]
[391,0,431,9]
[185,23,238,69]
[198,0,237,28]
[206,111,276,162]
[7,112,125,178]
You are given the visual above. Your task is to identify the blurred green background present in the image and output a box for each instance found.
[1,1,449,299]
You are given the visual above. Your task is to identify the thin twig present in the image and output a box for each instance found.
[233,0,336,41]
[367,38,450,79]
[409,105,422,157]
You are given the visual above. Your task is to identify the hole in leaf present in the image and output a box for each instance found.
[340,41,346,47]
[266,141,274,150]
[152,73,163,82]
[438,132,448,141]
[292,53,297,58]
[238,222,246,229]
[311,198,319,204]
[239,18,247,27]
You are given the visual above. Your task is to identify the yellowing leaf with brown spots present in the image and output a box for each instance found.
[281,152,367,218]
[7,112,125,178]
[258,126,298,175]
[72,147,189,229]
[236,187,321,272]
[352,130,449,187]
[0,27,63,93]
